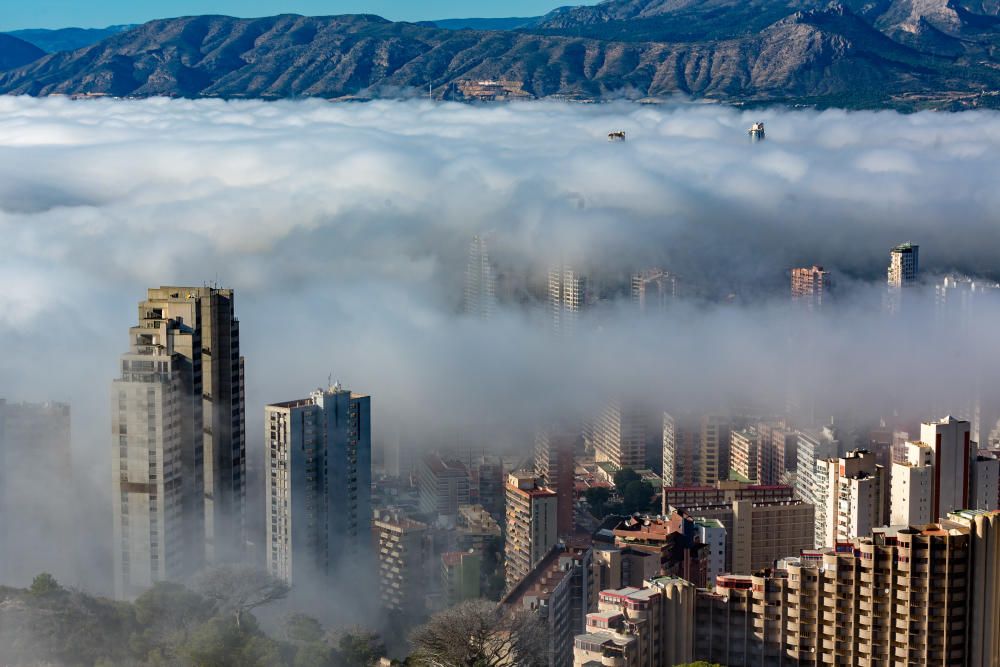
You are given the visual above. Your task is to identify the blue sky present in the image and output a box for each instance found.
[1,1,601,31]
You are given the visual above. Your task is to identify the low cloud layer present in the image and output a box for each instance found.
[1,96,999,596]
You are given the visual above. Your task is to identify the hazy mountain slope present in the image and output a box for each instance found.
[0,34,45,70]
[7,25,135,52]
[429,17,543,30]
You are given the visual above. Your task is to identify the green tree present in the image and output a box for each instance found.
[284,613,324,644]
[328,627,385,667]
[613,468,641,490]
[584,487,611,517]
[29,573,62,596]
[621,480,655,514]
[192,565,290,630]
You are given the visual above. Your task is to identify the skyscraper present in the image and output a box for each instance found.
[794,425,840,547]
[505,472,557,591]
[922,415,972,518]
[534,427,578,536]
[548,265,587,335]
[463,235,496,319]
[886,242,919,314]
[264,385,371,585]
[823,449,886,546]
[593,403,647,471]
[631,269,679,313]
[129,287,247,566]
[698,415,731,485]
[112,299,205,599]
[729,428,760,483]
[890,440,934,525]
[790,265,831,310]
[661,413,701,488]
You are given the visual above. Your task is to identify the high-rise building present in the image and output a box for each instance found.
[631,269,679,314]
[373,508,430,613]
[794,425,840,547]
[923,415,972,517]
[890,440,934,525]
[417,454,470,522]
[505,472,558,591]
[790,265,831,310]
[548,265,587,335]
[463,235,496,319]
[661,413,700,488]
[672,500,814,575]
[972,450,1000,511]
[756,420,797,486]
[699,415,731,485]
[662,479,796,514]
[441,550,481,606]
[112,301,205,599]
[823,449,886,546]
[264,385,372,585]
[593,403,646,471]
[119,287,247,569]
[0,401,73,586]
[729,428,760,483]
[535,428,578,536]
[886,242,919,314]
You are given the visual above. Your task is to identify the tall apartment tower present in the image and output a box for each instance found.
[0,401,73,586]
[112,300,205,599]
[594,403,647,471]
[133,287,247,565]
[373,508,430,613]
[795,426,840,548]
[698,415,731,485]
[790,265,831,310]
[923,415,972,518]
[264,385,372,585]
[823,450,886,546]
[886,243,919,314]
[890,440,934,525]
[548,265,587,335]
[729,428,760,483]
[504,472,557,591]
[662,413,701,487]
[463,235,496,319]
[534,427,577,536]
[631,269,679,313]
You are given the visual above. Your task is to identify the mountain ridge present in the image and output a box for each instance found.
[1,0,1000,108]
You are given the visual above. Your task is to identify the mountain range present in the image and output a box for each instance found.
[2,0,1000,109]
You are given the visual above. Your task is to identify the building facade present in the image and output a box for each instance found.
[823,449,886,546]
[264,385,372,585]
[505,472,558,590]
[790,265,831,310]
[593,403,647,471]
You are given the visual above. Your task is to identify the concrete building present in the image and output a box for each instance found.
[672,500,813,575]
[463,234,496,319]
[890,440,934,525]
[631,269,679,313]
[790,265,831,310]
[593,403,647,471]
[535,428,578,536]
[662,479,795,514]
[417,454,470,522]
[699,415,731,485]
[112,297,206,599]
[469,456,505,522]
[756,421,797,486]
[549,265,587,335]
[606,514,711,587]
[693,518,726,586]
[729,428,760,483]
[923,415,972,517]
[693,575,754,666]
[823,449,886,546]
[505,472,558,590]
[972,451,1000,511]
[886,242,919,314]
[264,386,372,585]
[947,509,1000,666]
[661,412,700,488]
[373,509,430,613]
[504,543,593,667]
[590,543,661,596]
[0,401,73,586]
[794,425,840,547]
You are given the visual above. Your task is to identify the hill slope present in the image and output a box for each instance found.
[1,1,1000,108]
[0,34,45,70]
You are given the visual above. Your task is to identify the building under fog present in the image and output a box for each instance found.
[790,265,830,310]
[548,264,587,335]
[264,385,371,585]
[0,400,72,586]
[885,242,919,315]
[463,235,496,319]
[593,403,647,471]
[631,269,679,313]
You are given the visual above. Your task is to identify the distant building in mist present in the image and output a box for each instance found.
[594,403,647,471]
[729,428,760,483]
[631,269,679,313]
[790,265,831,310]
[885,243,919,315]
[264,385,372,586]
[548,265,587,335]
[0,400,72,586]
[417,454,471,522]
[463,235,496,319]
[698,415,732,486]
[505,472,558,591]
[534,427,578,536]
